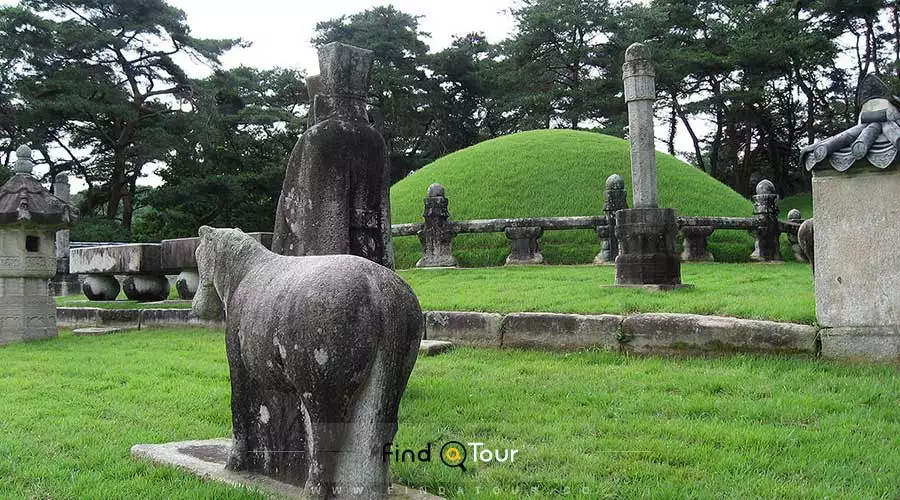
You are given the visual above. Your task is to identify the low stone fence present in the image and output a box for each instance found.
[56,307,823,358]
[393,177,809,267]
[66,177,808,303]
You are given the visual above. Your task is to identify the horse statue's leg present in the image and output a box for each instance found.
[301,393,357,499]
[225,321,255,471]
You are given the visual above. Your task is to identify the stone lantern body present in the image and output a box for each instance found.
[0,146,76,344]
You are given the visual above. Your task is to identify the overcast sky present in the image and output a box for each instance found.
[170,0,517,76]
[5,0,519,190]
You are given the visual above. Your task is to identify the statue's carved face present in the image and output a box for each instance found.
[192,225,225,320]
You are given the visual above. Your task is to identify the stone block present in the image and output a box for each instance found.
[813,167,900,328]
[500,312,622,350]
[819,327,900,362]
[619,313,818,355]
[0,295,57,344]
[425,311,502,347]
[70,244,162,274]
[140,308,223,329]
[96,308,140,328]
[56,307,102,327]
[160,237,199,272]
[161,233,273,272]
[418,340,453,356]
[615,208,682,286]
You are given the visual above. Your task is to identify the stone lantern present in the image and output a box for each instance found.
[0,145,77,345]
[800,74,900,361]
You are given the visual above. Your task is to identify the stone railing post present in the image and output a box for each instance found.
[505,226,543,265]
[798,218,814,272]
[680,226,715,261]
[595,173,627,264]
[751,179,782,261]
[416,183,457,268]
[786,209,807,262]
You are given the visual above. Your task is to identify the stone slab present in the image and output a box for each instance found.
[500,312,622,350]
[161,233,274,272]
[424,311,502,347]
[418,340,453,356]
[56,307,140,328]
[813,167,900,327]
[131,439,441,500]
[620,313,818,355]
[820,327,900,362]
[73,327,128,336]
[70,244,162,274]
[140,308,223,329]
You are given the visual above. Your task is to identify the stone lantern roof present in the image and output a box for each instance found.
[0,145,77,228]
[801,75,900,172]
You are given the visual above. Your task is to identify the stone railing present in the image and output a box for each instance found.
[67,177,808,301]
[394,176,809,267]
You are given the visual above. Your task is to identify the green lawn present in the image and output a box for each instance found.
[58,263,816,325]
[390,130,757,267]
[781,192,813,218]
[0,329,897,498]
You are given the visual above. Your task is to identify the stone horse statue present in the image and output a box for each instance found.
[191,226,422,498]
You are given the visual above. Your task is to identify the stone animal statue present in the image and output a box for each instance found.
[192,226,422,498]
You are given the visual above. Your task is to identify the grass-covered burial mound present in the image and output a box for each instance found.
[390,130,755,269]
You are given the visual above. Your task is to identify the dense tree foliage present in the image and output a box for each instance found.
[1,0,899,240]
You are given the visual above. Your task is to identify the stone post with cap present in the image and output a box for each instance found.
[0,145,77,344]
[614,43,684,288]
[750,179,782,262]
[416,183,457,268]
[595,173,627,264]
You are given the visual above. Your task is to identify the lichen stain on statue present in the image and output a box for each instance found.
[273,42,393,269]
[191,226,422,497]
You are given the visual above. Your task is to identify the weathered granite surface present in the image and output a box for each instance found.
[192,227,422,495]
[425,311,503,347]
[272,42,393,268]
[500,312,622,350]
[70,243,162,274]
[620,313,818,355]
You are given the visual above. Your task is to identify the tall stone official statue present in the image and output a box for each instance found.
[273,42,393,268]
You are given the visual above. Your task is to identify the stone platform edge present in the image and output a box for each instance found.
[56,307,840,359]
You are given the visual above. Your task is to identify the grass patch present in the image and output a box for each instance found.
[1,329,897,498]
[781,192,812,218]
[399,263,815,324]
[57,264,816,324]
[390,130,756,268]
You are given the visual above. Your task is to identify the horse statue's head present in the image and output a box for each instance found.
[191,225,228,320]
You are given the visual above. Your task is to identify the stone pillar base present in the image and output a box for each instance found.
[175,270,199,300]
[123,275,170,302]
[615,208,683,286]
[819,327,900,362]
[83,275,121,301]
